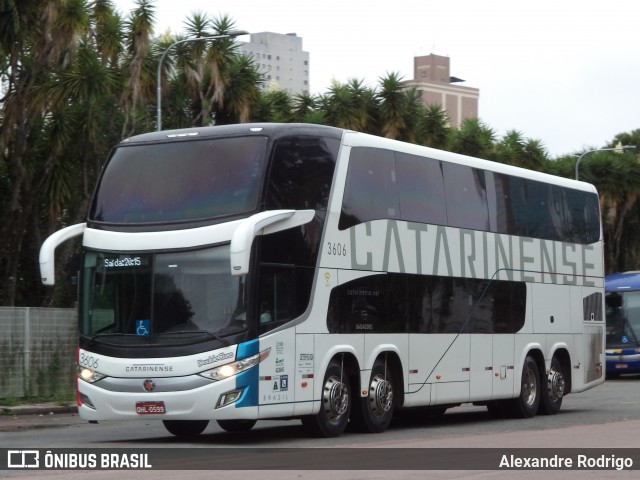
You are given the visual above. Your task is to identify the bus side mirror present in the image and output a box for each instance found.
[230,210,315,275]
[39,223,86,285]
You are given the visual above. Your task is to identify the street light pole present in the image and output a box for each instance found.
[575,145,637,180]
[156,30,249,131]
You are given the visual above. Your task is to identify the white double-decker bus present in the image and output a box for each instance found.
[40,123,605,437]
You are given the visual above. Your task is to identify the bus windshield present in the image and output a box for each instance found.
[81,244,247,346]
[606,291,640,348]
[89,136,268,224]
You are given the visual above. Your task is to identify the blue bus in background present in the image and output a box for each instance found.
[605,272,640,377]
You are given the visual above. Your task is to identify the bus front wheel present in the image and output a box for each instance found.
[217,419,257,433]
[301,360,351,437]
[162,419,209,437]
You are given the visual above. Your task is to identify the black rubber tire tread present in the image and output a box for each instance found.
[301,360,351,437]
[162,419,209,437]
[510,356,541,418]
[538,356,565,415]
[217,419,257,433]
[351,358,395,433]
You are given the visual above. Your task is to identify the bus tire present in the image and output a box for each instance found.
[486,400,510,418]
[301,360,351,437]
[162,419,209,437]
[510,355,540,418]
[217,419,257,433]
[538,356,565,415]
[352,358,395,433]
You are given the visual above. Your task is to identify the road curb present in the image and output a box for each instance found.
[0,403,78,416]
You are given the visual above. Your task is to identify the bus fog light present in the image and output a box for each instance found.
[217,389,243,408]
[79,392,96,410]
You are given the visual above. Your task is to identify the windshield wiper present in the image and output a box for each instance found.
[85,331,130,345]
[162,330,230,347]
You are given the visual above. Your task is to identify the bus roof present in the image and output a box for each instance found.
[120,123,597,195]
[605,271,640,292]
[119,123,344,145]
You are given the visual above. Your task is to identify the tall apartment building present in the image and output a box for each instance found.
[238,32,310,95]
[404,54,479,128]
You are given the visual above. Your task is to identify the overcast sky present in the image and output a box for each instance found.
[113,0,640,157]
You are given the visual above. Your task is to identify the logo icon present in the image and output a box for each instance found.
[143,379,155,392]
[7,450,39,468]
[136,320,150,336]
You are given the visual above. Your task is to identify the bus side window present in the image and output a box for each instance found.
[442,163,490,231]
[339,147,398,230]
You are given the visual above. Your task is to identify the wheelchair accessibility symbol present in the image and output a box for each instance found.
[136,320,150,336]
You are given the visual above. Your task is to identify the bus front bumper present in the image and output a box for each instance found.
[606,348,640,374]
[76,375,258,422]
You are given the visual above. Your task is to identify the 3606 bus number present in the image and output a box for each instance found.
[327,242,347,256]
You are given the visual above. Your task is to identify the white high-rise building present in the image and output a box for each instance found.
[238,32,310,95]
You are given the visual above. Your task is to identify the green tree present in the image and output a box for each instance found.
[415,104,450,150]
[377,72,407,139]
[0,0,93,305]
[219,54,263,124]
[159,13,251,129]
[322,79,376,131]
[120,0,155,135]
[448,117,495,159]
[495,130,548,170]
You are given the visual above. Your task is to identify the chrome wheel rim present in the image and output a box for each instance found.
[523,367,537,406]
[369,374,393,418]
[322,375,349,421]
[547,368,565,402]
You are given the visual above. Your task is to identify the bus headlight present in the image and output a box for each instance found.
[77,365,106,384]
[199,348,270,381]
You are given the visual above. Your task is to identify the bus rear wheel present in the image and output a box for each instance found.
[352,358,395,433]
[510,356,540,418]
[538,356,566,415]
[301,360,351,437]
[162,419,209,437]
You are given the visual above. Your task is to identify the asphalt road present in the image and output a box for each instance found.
[1,374,639,479]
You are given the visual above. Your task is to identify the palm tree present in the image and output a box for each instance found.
[322,83,356,129]
[260,89,294,123]
[92,1,124,67]
[588,152,640,271]
[0,0,75,305]
[203,15,243,119]
[397,86,425,144]
[219,54,263,124]
[160,13,251,128]
[292,93,317,122]
[121,0,155,136]
[322,79,376,131]
[417,104,450,150]
[448,117,495,160]
[377,72,407,139]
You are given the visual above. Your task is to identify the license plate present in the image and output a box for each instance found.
[136,401,166,414]
[615,364,628,369]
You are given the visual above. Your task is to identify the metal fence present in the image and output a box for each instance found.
[0,307,77,399]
